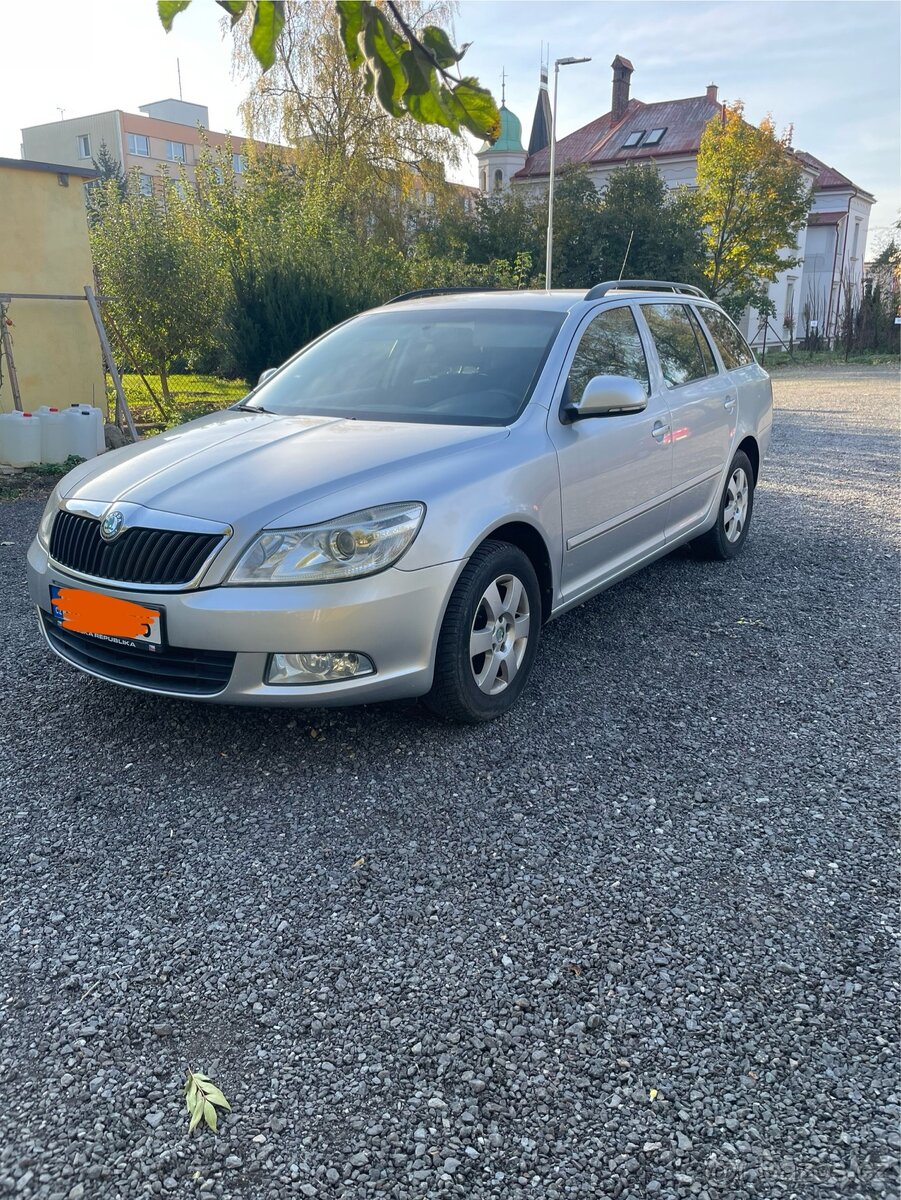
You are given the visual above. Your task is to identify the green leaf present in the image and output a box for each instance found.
[215,0,247,25]
[336,0,366,69]
[188,1102,204,1132]
[446,77,501,142]
[405,75,456,130]
[400,48,431,98]
[420,25,465,69]
[363,10,409,119]
[203,1099,218,1132]
[248,0,286,72]
[157,0,192,31]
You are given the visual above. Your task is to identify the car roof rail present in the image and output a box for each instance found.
[585,279,709,300]
[385,287,497,304]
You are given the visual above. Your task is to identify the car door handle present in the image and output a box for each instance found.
[724,395,736,411]
[651,421,670,443]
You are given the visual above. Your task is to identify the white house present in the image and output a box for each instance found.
[478,56,875,345]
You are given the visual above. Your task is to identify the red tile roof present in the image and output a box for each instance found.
[791,149,857,190]
[515,103,874,203]
[515,94,722,179]
[806,210,847,226]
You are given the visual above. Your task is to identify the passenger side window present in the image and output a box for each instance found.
[642,303,710,388]
[568,306,650,402]
[699,308,756,370]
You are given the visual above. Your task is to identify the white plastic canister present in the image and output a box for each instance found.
[0,411,42,467]
[62,407,97,461]
[37,407,69,464]
[68,404,105,454]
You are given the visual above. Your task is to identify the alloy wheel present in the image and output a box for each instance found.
[469,573,531,695]
[724,467,749,543]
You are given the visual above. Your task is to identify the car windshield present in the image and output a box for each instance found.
[241,308,565,426]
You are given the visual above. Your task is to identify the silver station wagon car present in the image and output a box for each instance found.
[29,280,772,722]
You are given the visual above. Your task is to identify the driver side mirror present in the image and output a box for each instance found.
[564,374,648,421]
[257,367,278,386]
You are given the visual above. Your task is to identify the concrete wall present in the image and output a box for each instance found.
[21,112,123,171]
[0,163,105,414]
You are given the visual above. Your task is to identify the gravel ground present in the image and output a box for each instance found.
[0,367,897,1200]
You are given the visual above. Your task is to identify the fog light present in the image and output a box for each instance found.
[267,651,375,686]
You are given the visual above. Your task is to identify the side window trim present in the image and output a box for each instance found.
[557,301,652,423]
[638,299,709,391]
[687,305,720,377]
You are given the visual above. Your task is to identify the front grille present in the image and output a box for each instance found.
[41,611,235,696]
[50,510,222,586]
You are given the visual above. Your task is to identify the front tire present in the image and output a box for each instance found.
[691,449,755,561]
[424,540,541,723]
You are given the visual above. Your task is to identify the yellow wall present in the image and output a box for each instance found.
[0,164,106,414]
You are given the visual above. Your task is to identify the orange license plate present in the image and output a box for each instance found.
[49,585,164,652]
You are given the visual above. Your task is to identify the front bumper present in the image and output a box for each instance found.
[27,537,462,706]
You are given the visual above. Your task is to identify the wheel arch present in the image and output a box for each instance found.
[476,520,555,624]
[737,434,760,483]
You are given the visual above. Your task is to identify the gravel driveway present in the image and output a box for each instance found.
[0,367,897,1200]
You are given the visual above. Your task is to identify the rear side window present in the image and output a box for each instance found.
[642,303,710,388]
[700,308,755,369]
[568,305,650,401]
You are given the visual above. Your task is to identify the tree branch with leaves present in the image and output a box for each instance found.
[157,0,499,141]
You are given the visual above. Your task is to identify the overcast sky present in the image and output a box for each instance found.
[1,0,897,243]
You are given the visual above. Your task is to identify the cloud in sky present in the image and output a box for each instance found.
[0,0,896,238]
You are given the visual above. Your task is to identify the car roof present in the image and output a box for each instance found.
[375,288,718,316]
[374,290,588,315]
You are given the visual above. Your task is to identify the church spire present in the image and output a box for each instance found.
[528,50,553,156]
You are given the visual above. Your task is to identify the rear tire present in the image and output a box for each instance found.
[691,449,755,561]
[424,540,541,723]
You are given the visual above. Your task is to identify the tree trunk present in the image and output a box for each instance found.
[158,364,173,405]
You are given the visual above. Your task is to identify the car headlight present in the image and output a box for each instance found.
[37,486,61,550]
[228,502,425,585]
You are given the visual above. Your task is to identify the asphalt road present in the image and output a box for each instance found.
[0,367,897,1200]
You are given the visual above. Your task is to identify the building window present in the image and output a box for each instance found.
[622,130,645,148]
[644,127,666,147]
[480,168,487,192]
[76,134,91,159]
[784,278,796,328]
[128,133,150,157]
[139,173,154,197]
[232,152,246,174]
[493,168,503,191]
[851,219,862,260]
[166,141,187,163]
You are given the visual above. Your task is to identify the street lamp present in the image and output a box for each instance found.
[545,55,591,290]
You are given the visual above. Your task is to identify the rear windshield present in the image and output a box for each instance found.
[241,308,565,426]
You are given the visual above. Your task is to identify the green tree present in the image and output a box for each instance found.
[91,141,125,194]
[597,163,705,289]
[697,101,811,318]
[90,172,225,402]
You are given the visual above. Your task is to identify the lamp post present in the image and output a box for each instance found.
[545,55,591,290]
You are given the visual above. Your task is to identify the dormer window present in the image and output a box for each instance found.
[622,130,645,148]
[644,127,667,146]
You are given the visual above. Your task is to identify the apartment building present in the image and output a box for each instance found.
[21,99,279,195]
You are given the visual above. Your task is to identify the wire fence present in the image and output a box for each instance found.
[98,301,247,432]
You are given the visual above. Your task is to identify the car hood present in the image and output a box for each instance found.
[60,410,508,527]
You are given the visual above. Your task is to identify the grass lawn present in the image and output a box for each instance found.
[109,373,250,428]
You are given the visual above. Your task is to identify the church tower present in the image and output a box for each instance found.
[476,72,526,195]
